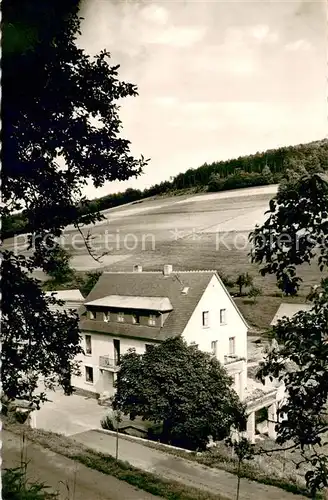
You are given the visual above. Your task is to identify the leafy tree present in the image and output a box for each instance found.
[248,286,262,303]
[226,436,255,500]
[250,172,328,495]
[112,337,246,451]
[236,273,253,296]
[78,270,102,297]
[262,165,274,183]
[2,253,83,404]
[208,172,222,191]
[42,246,75,285]
[220,272,235,289]
[2,0,147,406]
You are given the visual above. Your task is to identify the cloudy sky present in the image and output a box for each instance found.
[78,0,327,199]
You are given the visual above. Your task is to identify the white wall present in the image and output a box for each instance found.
[182,275,248,399]
[182,274,248,362]
[72,332,156,394]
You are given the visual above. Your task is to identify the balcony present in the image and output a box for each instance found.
[99,356,120,371]
[223,355,245,373]
[224,354,240,364]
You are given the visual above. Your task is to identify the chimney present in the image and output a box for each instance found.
[163,264,173,276]
[133,265,143,273]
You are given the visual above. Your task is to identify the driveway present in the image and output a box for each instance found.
[32,386,109,436]
[3,430,161,500]
[72,429,307,500]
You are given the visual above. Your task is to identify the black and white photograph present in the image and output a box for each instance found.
[2,0,327,498]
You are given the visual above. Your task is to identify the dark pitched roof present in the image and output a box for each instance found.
[80,271,214,340]
[79,270,249,341]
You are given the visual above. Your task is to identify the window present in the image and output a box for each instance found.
[85,366,94,383]
[229,337,236,356]
[132,314,140,324]
[114,339,120,364]
[85,335,92,355]
[117,312,124,322]
[220,309,227,325]
[211,340,218,356]
[103,312,110,323]
[89,310,95,320]
[148,314,156,326]
[202,311,209,327]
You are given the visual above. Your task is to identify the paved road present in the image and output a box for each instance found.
[2,430,162,500]
[31,384,109,437]
[73,429,307,500]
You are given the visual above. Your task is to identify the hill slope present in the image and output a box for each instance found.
[3,138,328,238]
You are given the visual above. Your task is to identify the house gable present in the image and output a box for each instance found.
[182,274,248,364]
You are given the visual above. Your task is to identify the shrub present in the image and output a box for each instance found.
[101,415,116,431]
[2,466,58,499]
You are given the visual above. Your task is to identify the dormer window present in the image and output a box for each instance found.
[148,314,156,326]
[89,310,95,320]
[103,312,110,323]
[117,312,125,322]
[132,314,140,324]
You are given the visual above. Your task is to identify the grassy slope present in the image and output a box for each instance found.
[4,419,319,499]
[3,419,229,500]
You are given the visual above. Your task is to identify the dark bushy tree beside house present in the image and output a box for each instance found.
[2,252,83,406]
[249,172,328,495]
[1,0,148,406]
[112,337,246,451]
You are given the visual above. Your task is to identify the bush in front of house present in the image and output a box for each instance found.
[112,337,247,452]
[100,415,116,431]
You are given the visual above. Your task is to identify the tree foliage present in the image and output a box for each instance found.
[2,253,83,404]
[226,436,255,500]
[2,466,58,499]
[2,0,147,405]
[77,270,102,297]
[112,337,246,451]
[236,273,253,296]
[250,173,328,296]
[250,172,328,494]
[4,139,328,239]
[248,286,262,303]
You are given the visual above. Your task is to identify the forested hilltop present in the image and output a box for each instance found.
[3,138,328,238]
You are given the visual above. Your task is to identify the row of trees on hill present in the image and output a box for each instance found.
[3,139,328,239]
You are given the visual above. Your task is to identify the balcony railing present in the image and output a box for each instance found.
[99,356,120,370]
[224,354,243,365]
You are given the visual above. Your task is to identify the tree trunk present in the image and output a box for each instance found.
[236,460,241,500]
